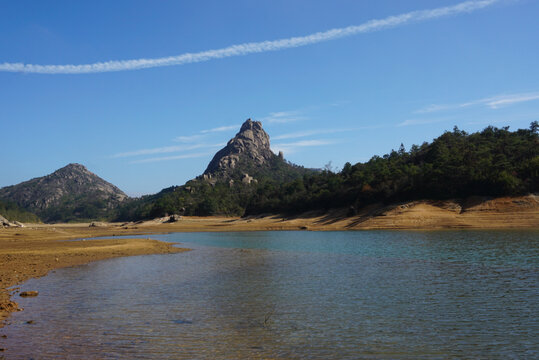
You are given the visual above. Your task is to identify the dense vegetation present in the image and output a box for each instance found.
[246,123,538,215]
[0,198,41,223]
[115,156,313,220]
[117,123,538,220]
[39,193,124,223]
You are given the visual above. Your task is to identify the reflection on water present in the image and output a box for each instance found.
[2,231,538,359]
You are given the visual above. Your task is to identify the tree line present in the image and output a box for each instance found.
[116,122,538,220]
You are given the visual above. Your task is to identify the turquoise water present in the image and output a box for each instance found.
[2,231,538,359]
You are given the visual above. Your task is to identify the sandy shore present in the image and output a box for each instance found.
[1,194,537,330]
[0,227,187,330]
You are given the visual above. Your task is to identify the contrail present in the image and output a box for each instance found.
[0,0,501,74]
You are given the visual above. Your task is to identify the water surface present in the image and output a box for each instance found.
[2,231,538,359]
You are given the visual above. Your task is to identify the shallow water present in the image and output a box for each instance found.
[2,231,538,359]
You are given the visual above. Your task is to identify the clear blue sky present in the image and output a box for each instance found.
[1,0,538,196]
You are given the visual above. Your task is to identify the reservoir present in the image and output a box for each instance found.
[2,231,538,359]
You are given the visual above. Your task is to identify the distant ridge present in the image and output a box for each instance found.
[0,163,127,222]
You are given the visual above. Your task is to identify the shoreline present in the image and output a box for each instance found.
[1,195,538,329]
[0,228,188,330]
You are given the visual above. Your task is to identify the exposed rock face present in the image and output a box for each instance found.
[204,119,276,177]
[0,163,127,222]
[0,214,14,227]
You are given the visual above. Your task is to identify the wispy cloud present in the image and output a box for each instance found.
[272,128,351,140]
[272,139,333,154]
[129,152,212,164]
[112,143,223,158]
[200,124,240,133]
[0,0,502,74]
[175,124,239,142]
[175,134,206,143]
[415,91,539,114]
[260,111,306,124]
[397,117,452,127]
[485,93,539,108]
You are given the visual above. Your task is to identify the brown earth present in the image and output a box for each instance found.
[1,194,537,329]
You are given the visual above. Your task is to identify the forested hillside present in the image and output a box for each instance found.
[246,123,538,215]
[117,123,538,220]
[0,199,41,223]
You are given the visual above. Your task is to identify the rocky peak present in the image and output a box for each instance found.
[58,163,89,173]
[0,163,128,221]
[54,163,92,179]
[204,119,275,177]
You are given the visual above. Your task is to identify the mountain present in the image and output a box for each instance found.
[116,119,313,219]
[203,118,310,183]
[204,119,275,176]
[115,122,538,221]
[0,163,127,222]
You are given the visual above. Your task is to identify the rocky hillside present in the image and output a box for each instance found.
[0,164,127,222]
[115,119,313,220]
[205,119,275,176]
[203,118,310,183]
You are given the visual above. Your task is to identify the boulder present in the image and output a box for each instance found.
[168,214,182,222]
[0,214,17,227]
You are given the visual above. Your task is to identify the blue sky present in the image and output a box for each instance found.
[1,0,538,196]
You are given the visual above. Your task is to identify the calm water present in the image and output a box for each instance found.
[1,231,538,359]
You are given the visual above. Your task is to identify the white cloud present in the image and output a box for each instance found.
[174,134,206,143]
[415,91,539,114]
[174,124,238,143]
[272,139,333,154]
[129,152,212,164]
[112,143,223,158]
[272,128,352,140]
[260,111,306,124]
[200,124,240,133]
[485,93,539,109]
[397,118,450,127]
[0,0,501,74]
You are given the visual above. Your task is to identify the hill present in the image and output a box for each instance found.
[118,122,538,220]
[245,123,539,215]
[203,118,312,183]
[0,163,128,222]
[116,119,313,219]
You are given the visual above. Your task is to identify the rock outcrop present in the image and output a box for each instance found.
[0,214,13,227]
[0,215,23,228]
[0,163,128,222]
[200,118,313,184]
[204,119,276,178]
